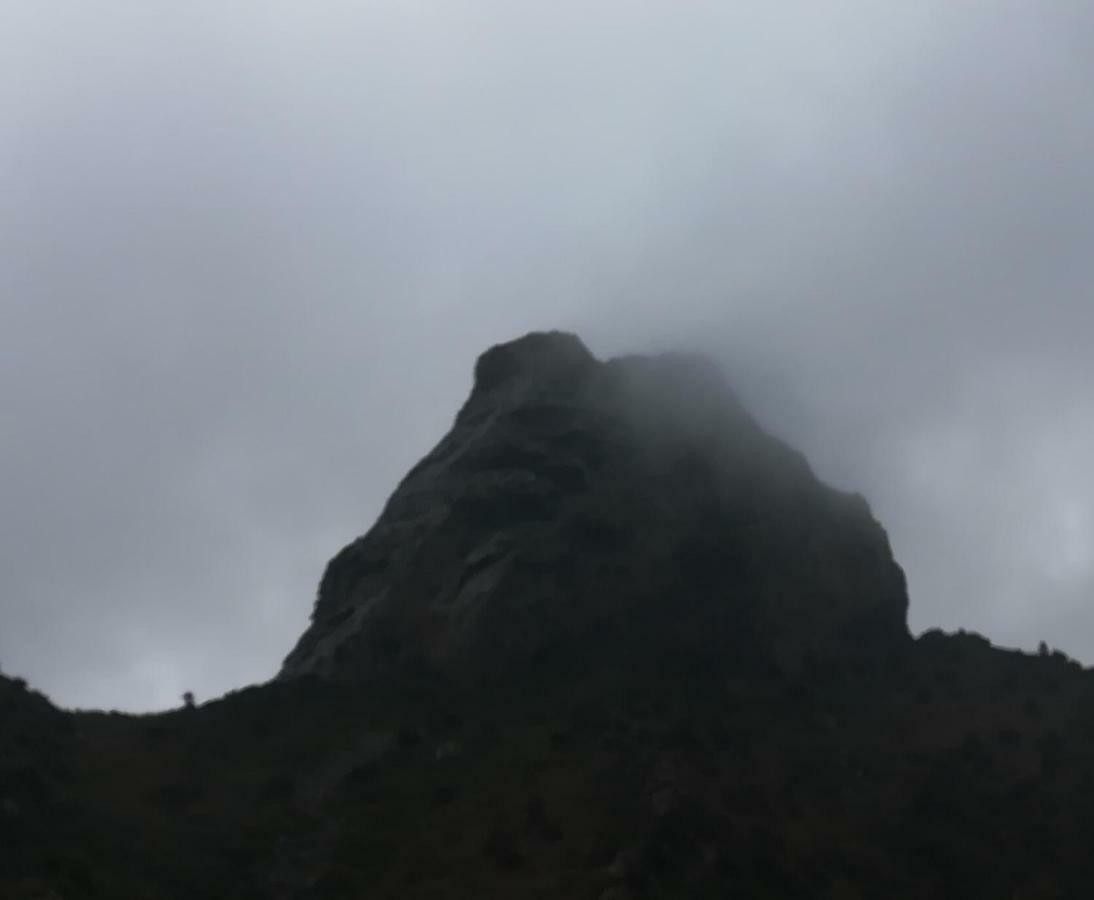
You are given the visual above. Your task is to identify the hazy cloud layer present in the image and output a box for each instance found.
[3,2,1093,709]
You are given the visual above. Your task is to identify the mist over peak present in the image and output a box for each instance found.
[3,0,1093,719]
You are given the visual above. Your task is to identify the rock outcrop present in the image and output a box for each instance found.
[280,331,909,684]
[10,331,1094,899]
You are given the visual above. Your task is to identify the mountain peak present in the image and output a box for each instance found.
[472,330,595,393]
[15,332,1094,899]
[280,332,909,684]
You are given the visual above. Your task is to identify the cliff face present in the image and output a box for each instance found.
[281,331,909,684]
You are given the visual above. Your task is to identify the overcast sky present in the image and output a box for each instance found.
[3,2,1093,711]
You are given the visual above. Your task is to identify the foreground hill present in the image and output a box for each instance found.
[3,332,1093,899]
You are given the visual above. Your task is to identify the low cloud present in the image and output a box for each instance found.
[2,2,1092,709]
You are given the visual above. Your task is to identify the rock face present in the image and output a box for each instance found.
[280,331,909,684]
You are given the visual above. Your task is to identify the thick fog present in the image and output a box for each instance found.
[3,2,1093,710]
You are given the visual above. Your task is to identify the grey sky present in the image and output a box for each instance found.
[3,2,1092,710]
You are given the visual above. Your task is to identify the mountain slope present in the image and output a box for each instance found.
[3,331,1093,899]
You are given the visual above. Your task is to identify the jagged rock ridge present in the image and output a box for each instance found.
[281,331,909,684]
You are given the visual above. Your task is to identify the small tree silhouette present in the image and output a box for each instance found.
[182,691,195,709]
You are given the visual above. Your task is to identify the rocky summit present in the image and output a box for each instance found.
[281,331,908,685]
[5,331,1094,899]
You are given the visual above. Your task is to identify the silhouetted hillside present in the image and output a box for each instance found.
[3,332,1093,899]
